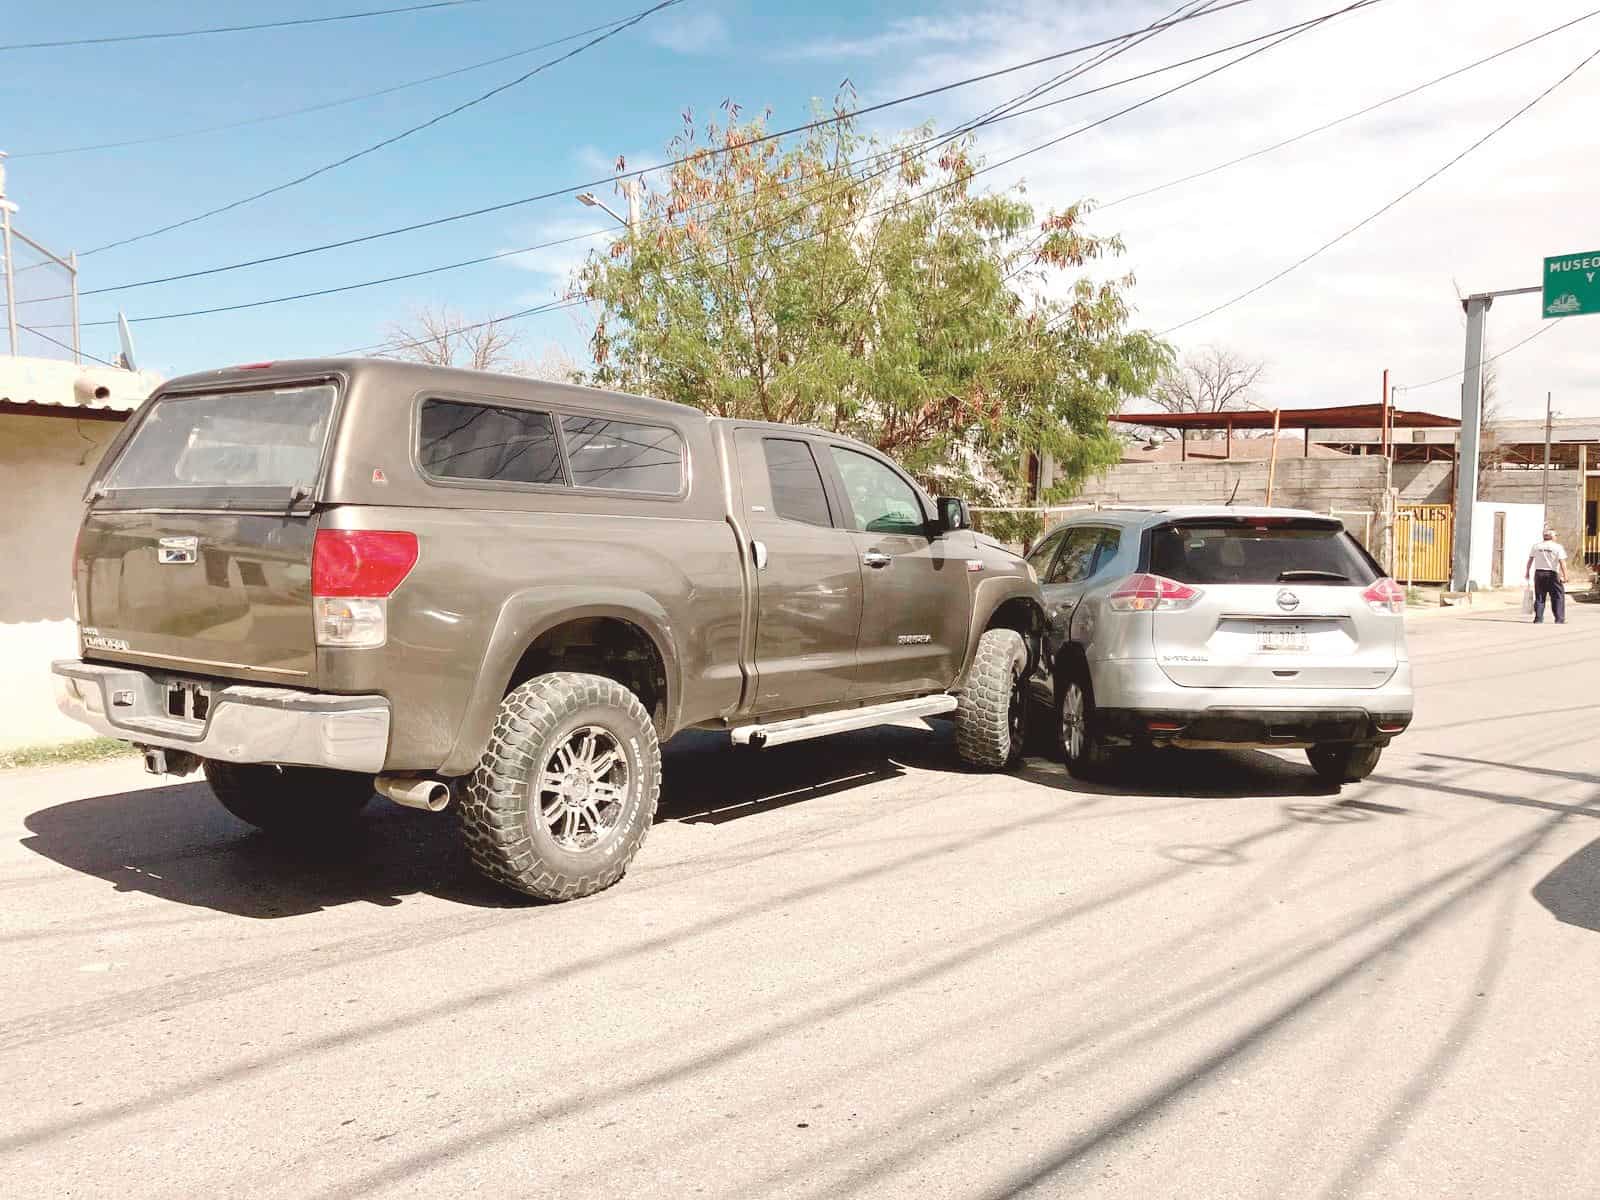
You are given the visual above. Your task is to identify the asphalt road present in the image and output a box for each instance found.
[4,602,1598,1199]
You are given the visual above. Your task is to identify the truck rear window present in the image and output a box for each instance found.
[1149,522,1378,586]
[101,384,335,500]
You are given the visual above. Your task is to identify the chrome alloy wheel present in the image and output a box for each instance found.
[536,725,629,851]
[1061,681,1086,762]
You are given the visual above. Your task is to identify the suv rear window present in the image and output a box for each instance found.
[101,384,335,500]
[1149,522,1378,586]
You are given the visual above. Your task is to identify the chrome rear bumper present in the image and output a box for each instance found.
[52,659,390,774]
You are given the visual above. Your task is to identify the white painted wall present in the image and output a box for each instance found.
[0,414,121,750]
[1467,502,1544,591]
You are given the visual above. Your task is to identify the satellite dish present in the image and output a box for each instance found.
[116,311,137,371]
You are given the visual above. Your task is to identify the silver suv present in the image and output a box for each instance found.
[1024,506,1412,784]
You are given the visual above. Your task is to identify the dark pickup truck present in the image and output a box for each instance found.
[53,359,1046,899]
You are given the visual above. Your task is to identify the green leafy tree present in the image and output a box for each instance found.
[574,103,1168,530]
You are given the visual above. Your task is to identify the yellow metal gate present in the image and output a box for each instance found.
[1397,504,1453,583]
[1586,476,1599,565]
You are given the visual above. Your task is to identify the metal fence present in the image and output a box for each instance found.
[1,207,80,362]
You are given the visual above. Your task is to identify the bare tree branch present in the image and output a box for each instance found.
[1148,345,1266,439]
[382,304,523,371]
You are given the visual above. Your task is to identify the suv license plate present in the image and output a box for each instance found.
[1258,625,1308,652]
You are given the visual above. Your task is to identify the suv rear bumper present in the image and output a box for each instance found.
[1099,706,1411,749]
[1090,658,1412,748]
[52,659,390,774]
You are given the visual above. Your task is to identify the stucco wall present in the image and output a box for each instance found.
[1468,503,1544,590]
[0,414,121,749]
[1479,470,1585,570]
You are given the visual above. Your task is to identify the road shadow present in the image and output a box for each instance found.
[1532,835,1600,933]
[16,722,963,919]
[19,781,522,919]
[1015,745,1341,800]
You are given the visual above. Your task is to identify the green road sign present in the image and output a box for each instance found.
[1543,251,1600,318]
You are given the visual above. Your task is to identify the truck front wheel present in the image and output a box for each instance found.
[203,761,373,835]
[460,672,661,901]
[954,628,1029,770]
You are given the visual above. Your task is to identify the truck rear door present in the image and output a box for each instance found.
[76,382,337,686]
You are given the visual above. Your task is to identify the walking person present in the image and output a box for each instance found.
[1525,527,1569,624]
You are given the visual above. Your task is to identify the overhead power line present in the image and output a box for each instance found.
[352,1,1375,360]
[16,323,120,367]
[1102,5,1600,211]
[1398,323,1559,394]
[53,0,1352,330]
[1161,43,1600,336]
[77,0,685,258]
[9,9,669,160]
[40,0,1271,305]
[0,1,495,52]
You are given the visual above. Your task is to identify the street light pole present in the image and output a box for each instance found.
[577,182,639,235]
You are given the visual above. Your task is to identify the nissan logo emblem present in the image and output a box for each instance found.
[1276,589,1301,612]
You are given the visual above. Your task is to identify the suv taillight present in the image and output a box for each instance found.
[1362,577,1406,615]
[1106,573,1201,612]
[311,530,418,648]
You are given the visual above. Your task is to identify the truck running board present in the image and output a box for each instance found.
[730,694,959,749]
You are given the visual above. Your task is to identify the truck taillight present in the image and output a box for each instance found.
[312,530,418,648]
[1106,573,1201,612]
[1362,577,1406,615]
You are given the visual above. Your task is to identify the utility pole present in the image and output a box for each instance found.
[0,151,18,357]
[1541,390,1553,520]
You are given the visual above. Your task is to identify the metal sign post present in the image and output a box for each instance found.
[1450,254,1596,590]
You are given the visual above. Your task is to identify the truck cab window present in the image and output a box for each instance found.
[763,438,833,527]
[829,447,925,536]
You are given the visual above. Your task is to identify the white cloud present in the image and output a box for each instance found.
[779,15,985,61]
[647,7,730,55]
[846,0,1600,419]
[501,213,615,289]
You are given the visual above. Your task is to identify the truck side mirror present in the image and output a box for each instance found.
[936,497,971,534]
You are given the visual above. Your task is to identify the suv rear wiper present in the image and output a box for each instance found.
[1278,569,1349,582]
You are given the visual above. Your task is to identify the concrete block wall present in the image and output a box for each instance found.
[1069,457,1393,558]
[1393,460,1453,504]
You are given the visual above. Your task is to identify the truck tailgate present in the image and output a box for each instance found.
[79,511,320,684]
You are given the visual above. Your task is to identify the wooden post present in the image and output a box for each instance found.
[1180,428,1187,462]
[1225,418,1232,460]
[1380,369,1389,460]
[1266,408,1282,505]
[1305,427,1312,458]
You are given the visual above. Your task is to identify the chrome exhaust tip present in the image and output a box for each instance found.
[376,775,452,812]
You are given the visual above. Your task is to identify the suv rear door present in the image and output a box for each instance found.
[1144,517,1399,690]
[76,381,337,685]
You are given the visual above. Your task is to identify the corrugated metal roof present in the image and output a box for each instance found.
[0,355,160,415]
[1112,404,1460,431]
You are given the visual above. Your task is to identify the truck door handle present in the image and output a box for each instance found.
[862,550,892,569]
[752,540,769,571]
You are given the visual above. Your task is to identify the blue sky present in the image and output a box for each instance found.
[3,1,1596,418]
